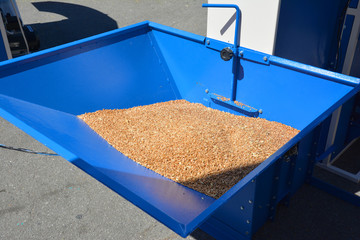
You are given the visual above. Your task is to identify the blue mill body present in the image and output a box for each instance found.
[0,21,359,239]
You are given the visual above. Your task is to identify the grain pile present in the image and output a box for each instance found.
[79,100,299,199]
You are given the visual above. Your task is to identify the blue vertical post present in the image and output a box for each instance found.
[202,4,242,101]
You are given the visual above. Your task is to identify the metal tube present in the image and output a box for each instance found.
[202,3,242,101]
[202,4,241,47]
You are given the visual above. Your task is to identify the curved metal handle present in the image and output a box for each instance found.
[202,4,241,48]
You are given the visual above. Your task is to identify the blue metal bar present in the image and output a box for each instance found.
[202,4,241,47]
[310,176,360,207]
[202,3,242,101]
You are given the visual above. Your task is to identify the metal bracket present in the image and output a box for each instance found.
[205,38,270,66]
[208,92,261,117]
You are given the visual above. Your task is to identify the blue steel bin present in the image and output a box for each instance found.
[0,22,359,239]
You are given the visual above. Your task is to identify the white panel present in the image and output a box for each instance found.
[207,0,281,54]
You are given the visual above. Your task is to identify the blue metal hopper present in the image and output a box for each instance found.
[0,21,359,239]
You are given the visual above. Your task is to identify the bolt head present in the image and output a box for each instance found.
[220,47,234,61]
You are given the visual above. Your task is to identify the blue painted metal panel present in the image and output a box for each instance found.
[350,0,359,9]
[0,23,177,115]
[0,21,359,239]
[331,97,356,156]
[251,161,278,232]
[0,35,8,61]
[275,0,349,69]
[0,94,215,236]
[151,27,358,130]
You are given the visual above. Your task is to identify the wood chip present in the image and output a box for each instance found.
[78,100,299,198]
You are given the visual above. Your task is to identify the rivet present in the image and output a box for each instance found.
[249,200,253,204]
[246,220,250,224]
[258,109,263,114]
[239,51,244,57]
[251,179,255,183]
[206,40,210,45]
[205,89,209,94]
[240,206,244,210]
[263,56,268,62]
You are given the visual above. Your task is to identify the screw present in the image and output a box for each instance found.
[258,109,263,114]
[206,40,210,45]
[240,206,244,210]
[246,220,250,224]
[239,50,244,57]
[249,200,253,204]
[263,56,268,62]
[205,89,209,94]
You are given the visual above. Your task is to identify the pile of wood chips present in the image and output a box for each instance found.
[78,100,299,199]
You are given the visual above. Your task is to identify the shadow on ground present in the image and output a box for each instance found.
[30,1,118,50]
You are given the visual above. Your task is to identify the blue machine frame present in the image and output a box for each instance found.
[0,21,359,239]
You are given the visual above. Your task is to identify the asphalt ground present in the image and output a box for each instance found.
[1,1,360,239]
